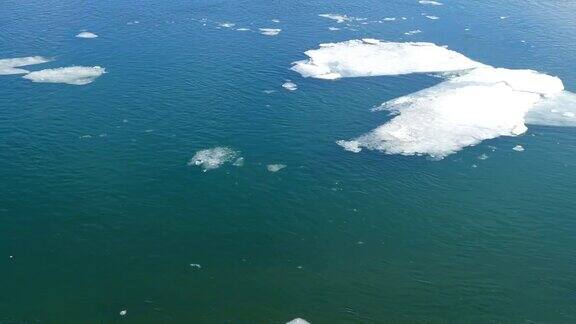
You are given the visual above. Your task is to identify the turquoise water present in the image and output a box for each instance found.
[1,0,576,322]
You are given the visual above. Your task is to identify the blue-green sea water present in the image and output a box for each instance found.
[2,0,576,322]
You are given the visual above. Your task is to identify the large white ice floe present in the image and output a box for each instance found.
[291,39,576,158]
[0,56,51,75]
[22,66,106,85]
[337,67,572,158]
[291,40,484,80]
[188,147,240,171]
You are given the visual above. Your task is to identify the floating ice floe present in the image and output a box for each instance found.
[286,318,310,324]
[259,28,281,36]
[22,66,106,85]
[295,39,576,158]
[0,56,50,75]
[291,40,484,80]
[513,145,525,152]
[405,30,422,35]
[267,164,287,172]
[419,0,443,5]
[188,147,240,171]
[76,31,98,38]
[337,67,571,158]
[319,13,352,23]
[282,81,298,91]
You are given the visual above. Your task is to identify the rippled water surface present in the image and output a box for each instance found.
[1,0,576,322]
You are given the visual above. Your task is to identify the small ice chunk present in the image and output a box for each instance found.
[404,29,422,35]
[267,164,287,172]
[119,310,127,316]
[190,263,202,268]
[259,28,281,36]
[286,319,310,324]
[319,13,351,23]
[282,81,298,91]
[328,27,340,31]
[23,66,106,85]
[425,15,440,20]
[272,19,280,23]
[219,22,235,28]
[512,145,525,152]
[478,154,489,160]
[76,31,98,38]
[236,28,250,31]
[419,0,443,5]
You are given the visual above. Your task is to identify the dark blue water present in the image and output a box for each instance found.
[1,0,576,322]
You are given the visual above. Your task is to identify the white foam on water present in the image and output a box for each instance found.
[383,17,396,21]
[425,15,440,20]
[328,27,340,31]
[22,66,106,85]
[286,318,310,324]
[188,147,239,171]
[76,31,98,38]
[419,0,443,5]
[272,19,280,23]
[291,40,484,80]
[219,22,235,28]
[282,81,298,91]
[236,28,250,31]
[259,28,281,36]
[338,67,566,158]
[0,56,51,75]
[267,164,287,172]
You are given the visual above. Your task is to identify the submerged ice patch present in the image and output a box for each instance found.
[0,56,51,75]
[188,147,240,171]
[259,28,281,36]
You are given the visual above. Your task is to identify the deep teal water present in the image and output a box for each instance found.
[1,0,576,322]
